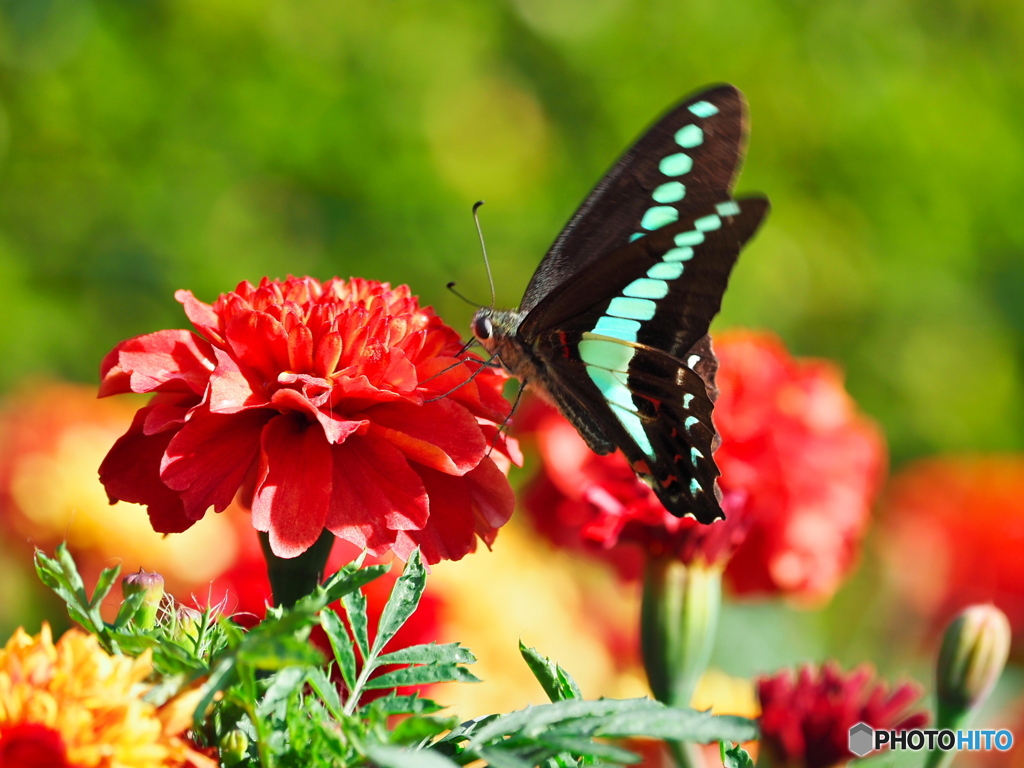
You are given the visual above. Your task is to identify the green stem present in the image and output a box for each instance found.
[259,528,336,608]
[925,709,968,768]
[641,557,722,707]
[641,558,722,768]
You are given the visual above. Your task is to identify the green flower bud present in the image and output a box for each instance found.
[936,604,1011,728]
[219,729,250,767]
[120,569,165,629]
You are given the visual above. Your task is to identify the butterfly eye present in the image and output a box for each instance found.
[473,314,493,341]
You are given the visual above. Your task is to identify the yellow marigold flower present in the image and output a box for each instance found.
[0,624,215,768]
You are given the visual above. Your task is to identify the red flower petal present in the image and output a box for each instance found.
[176,288,225,345]
[160,405,272,519]
[0,723,72,768]
[98,406,194,533]
[368,398,486,475]
[99,330,214,397]
[326,435,429,554]
[252,414,333,558]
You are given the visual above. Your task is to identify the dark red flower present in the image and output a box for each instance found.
[520,331,885,600]
[756,663,928,768]
[0,723,72,768]
[881,457,1024,637]
[99,276,518,564]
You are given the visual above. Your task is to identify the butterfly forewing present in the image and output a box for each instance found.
[520,84,749,313]
[474,84,769,523]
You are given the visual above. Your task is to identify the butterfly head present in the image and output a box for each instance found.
[471,310,494,344]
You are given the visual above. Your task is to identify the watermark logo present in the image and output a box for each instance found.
[848,723,1014,758]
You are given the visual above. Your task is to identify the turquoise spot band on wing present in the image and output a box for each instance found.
[640,205,679,231]
[623,277,670,300]
[688,100,719,118]
[647,261,684,280]
[652,181,686,203]
[593,315,641,343]
[579,337,634,371]
[716,201,741,216]
[607,296,657,321]
[586,366,638,413]
[659,153,693,176]
[694,214,721,232]
[674,124,703,148]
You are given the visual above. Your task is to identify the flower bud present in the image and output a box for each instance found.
[121,569,165,629]
[219,729,250,767]
[935,604,1010,728]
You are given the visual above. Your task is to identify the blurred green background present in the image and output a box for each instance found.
[1,0,1023,729]
[2,0,1022,464]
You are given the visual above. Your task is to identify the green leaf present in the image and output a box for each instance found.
[236,634,324,670]
[306,666,344,719]
[468,699,659,746]
[366,744,461,768]
[320,609,357,691]
[598,709,758,745]
[373,551,426,656]
[377,642,475,667]
[34,547,102,635]
[193,656,237,730]
[343,587,370,661]
[112,590,147,630]
[537,733,639,763]
[90,563,122,609]
[258,667,307,719]
[722,742,755,768]
[363,662,481,689]
[474,748,536,768]
[362,692,444,716]
[520,642,582,703]
[56,543,89,605]
[389,714,460,745]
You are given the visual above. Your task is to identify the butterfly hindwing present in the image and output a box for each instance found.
[521,84,749,313]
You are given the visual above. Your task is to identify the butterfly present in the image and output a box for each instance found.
[471,84,769,524]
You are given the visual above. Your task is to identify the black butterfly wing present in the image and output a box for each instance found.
[520,197,769,521]
[520,84,749,313]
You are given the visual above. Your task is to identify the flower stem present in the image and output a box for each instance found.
[259,528,336,608]
[641,557,722,707]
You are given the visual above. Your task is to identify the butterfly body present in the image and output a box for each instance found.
[473,85,769,523]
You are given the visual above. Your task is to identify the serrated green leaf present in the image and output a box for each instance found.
[473,748,535,768]
[468,699,660,746]
[320,609,357,691]
[389,714,460,745]
[56,544,89,603]
[366,744,461,768]
[362,693,444,716]
[343,587,370,661]
[236,634,324,670]
[598,709,758,745]
[258,666,307,719]
[556,667,583,701]
[373,551,426,656]
[722,742,755,768]
[537,733,639,763]
[90,563,122,609]
[320,563,388,607]
[306,666,344,718]
[520,642,563,702]
[363,662,481,690]
[193,656,237,730]
[112,590,147,629]
[377,642,475,667]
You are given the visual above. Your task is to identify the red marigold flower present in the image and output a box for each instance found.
[99,276,518,564]
[520,330,885,600]
[756,663,927,768]
[881,457,1024,636]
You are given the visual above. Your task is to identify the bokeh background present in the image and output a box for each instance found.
[1,0,1022,756]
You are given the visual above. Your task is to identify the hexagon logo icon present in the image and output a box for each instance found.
[849,722,874,757]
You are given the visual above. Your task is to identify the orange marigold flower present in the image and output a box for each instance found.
[98,277,518,564]
[0,624,214,768]
[520,330,885,601]
[756,663,927,768]
[881,456,1024,636]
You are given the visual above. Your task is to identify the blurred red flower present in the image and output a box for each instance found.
[756,663,927,768]
[882,457,1024,637]
[521,330,885,600]
[99,276,517,564]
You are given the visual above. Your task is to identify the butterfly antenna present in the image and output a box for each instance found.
[424,352,499,403]
[446,281,486,309]
[486,377,526,458]
[473,200,496,308]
